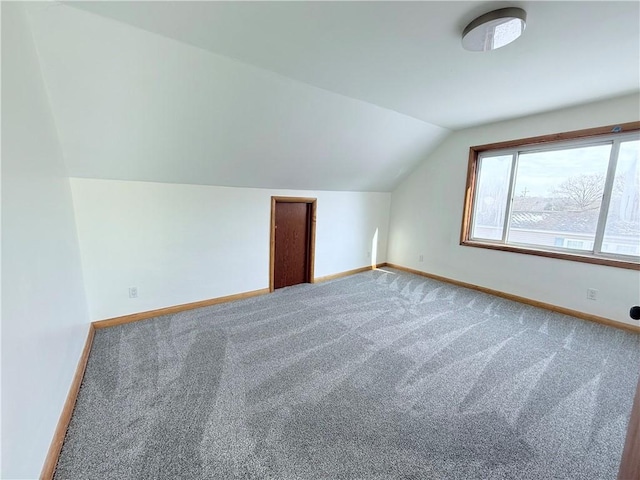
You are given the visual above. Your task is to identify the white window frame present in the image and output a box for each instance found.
[461,123,640,271]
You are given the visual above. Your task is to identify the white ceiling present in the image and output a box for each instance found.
[68,1,640,130]
[27,3,447,192]
[24,2,640,192]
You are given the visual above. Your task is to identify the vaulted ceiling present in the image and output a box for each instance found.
[26,1,639,192]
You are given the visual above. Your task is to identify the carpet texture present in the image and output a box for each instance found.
[55,268,640,479]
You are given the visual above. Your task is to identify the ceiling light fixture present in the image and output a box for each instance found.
[462,7,526,52]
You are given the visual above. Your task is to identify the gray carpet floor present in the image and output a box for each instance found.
[55,268,640,479]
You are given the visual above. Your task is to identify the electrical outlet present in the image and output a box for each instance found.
[419,254,424,262]
[129,287,138,298]
[586,288,597,301]
[367,251,371,258]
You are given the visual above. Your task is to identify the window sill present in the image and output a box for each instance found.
[461,240,640,271]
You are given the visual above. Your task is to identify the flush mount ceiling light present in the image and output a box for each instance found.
[462,7,527,52]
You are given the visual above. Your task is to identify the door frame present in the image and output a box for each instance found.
[270,196,317,292]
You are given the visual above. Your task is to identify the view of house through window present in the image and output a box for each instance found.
[467,131,640,264]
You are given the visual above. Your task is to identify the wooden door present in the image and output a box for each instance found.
[618,375,640,479]
[271,197,316,290]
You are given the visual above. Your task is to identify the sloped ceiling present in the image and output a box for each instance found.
[26,2,640,192]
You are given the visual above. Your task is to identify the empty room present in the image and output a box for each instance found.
[3,1,640,479]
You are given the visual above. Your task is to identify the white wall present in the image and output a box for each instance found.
[27,3,447,193]
[70,178,390,321]
[1,4,90,478]
[388,93,640,326]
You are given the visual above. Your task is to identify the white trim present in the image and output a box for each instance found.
[594,139,621,254]
[502,153,518,243]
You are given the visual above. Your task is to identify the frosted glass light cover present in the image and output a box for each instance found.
[462,8,526,52]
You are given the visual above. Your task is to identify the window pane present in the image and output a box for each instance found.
[602,140,640,257]
[472,154,512,241]
[507,144,611,251]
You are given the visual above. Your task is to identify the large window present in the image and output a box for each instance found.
[461,123,640,270]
